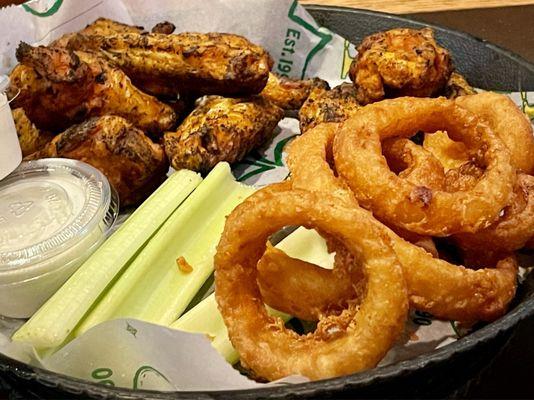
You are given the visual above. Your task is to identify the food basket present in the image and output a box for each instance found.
[0,5,533,399]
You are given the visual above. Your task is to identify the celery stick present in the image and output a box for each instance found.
[172,294,238,364]
[171,227,329,364]
[74,163,255,336]
[172,294,290,365]
[13,170,202,349]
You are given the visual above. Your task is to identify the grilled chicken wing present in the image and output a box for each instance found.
[259,73,329,111]
[349,28,453,104]
[12,108,54,157]
[65,32,272,98]
[299,83,361,133]
[151,21,176,34]
[9,43,176,135]
[51,17,145,48]
[164,96,284,173]
[443,72,476,99]
[27,116,168,207]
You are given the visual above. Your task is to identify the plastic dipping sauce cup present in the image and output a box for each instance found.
[0,75,22,180]
[0,159,119,318]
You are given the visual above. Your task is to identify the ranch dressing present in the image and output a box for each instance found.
[0,159,118,318]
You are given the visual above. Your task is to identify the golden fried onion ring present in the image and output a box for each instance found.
[382,137,446,190]
[422,130,470,171]
[257,244,362,321]
[286,122,353,202]
[258,121,518,322]
[333,97,514,236]
[456,91,534,174]
[215,185,408,381]
[454,173,534,257]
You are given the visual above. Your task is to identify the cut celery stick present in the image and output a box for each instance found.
[13,169,202,349]
[74,163,255,336]
[171,226,330,364]
[172,294,238,364]
[172,294,290,365]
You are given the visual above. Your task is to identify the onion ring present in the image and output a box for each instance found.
[382,137,446,190]
[286,122,353,202]
[423,130,470,171]
[456,91,534,174]
[257,243,363,321]
[261,121,518,322]
[215,185,408,381]
[385,133,485,193]
[333,97,514,236]
[286,122,436,257]
[454,173,534,256]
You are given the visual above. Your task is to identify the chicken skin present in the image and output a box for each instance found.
[260,73,329,111]
[443,72,476,99]
[298,83,361,133]
[27,116,168,207]
[9,43,176,135]
[164,96,284,174]
[349,28,453,104]
[64,32,272,98]
[51,17,145,48]
[12,108,54,157]
[151,21,176,35]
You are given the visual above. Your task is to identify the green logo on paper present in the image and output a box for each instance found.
[133,365,172,390]
[126,322,138,338]
[520,91,534,121]
[91,367,115,387]
[286,0,333,79]
[341,39,357,79]
[237,134,296,182]
[22,0,63,17]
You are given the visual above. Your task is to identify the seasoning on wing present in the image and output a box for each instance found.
[12,108,54,157]
[65,32,273,98]
[151,21,176,34]
[299,83,361,132]
[349,27,453,104]
[443,72,476,99]
[9,43,176,135]
[259,72,329,111]
[51,17,145,48]
[27,116,168,207]
[164,96,284,174]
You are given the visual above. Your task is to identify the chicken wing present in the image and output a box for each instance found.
[259,72,328,111]
[349,28,453,104]
[443,72,476,99]
[9,43,176,135]
[12,108,54,157]
[27,116,168,207]
[65,32,272,98]
[164,96,284,173]
[51,17,145,48]
[298,83,361,133]
[151,21,176,34]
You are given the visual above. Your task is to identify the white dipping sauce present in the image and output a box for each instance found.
[0,159,118,318]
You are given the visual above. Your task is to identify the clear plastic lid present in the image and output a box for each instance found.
[0,158,119,270]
